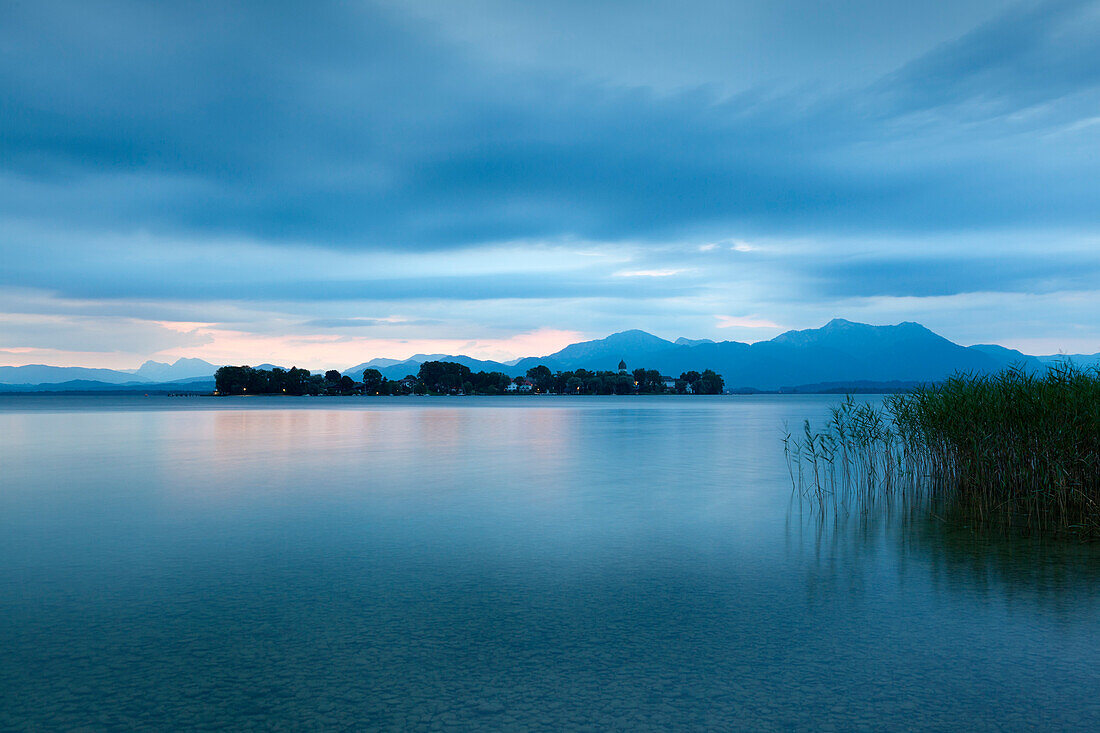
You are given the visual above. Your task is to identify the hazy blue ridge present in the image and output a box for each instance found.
[0,379,215,393]
[129,358,220,381]
[0,365,156,385]
[341,357,409,375]
[968,344,1045,372]
[0,358,220,386]
[781,380,931,394]
[512,329,678,373]
[1035,353,1100,368]
[5,320,1099,392]
[344,355,522,381]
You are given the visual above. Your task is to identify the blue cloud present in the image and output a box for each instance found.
[0,260,697,302]
[1,0,1100,361]
[1,0,1098,253]
[875,0,1100,116]
[816,256,1100,298]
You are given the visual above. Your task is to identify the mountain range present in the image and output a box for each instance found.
[347,320,1097,389]
[3,320,1099,392]
[0,358,220,387]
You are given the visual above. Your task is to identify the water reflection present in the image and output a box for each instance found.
[2,396,1099,730]
[790,502,1100,617]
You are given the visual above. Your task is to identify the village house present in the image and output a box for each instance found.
[506,378,537,393]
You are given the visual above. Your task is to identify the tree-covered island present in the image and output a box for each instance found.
[214,362,724,396]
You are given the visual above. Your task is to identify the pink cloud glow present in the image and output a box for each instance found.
[160,326,585,369]
[715,315,781,329]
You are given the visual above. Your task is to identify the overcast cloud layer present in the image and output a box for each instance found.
[2,0,1099,368]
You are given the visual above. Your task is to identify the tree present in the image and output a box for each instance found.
[213,360,724,398]
[525,364,552,392]
[695,369,725,394]
[363,370,384,393]
[393,375,418,395]
[215,365,254,394]
[646,369,663,393]
[613,373,635,395]
[361,368,384,393]
[215,365,321,395]
[418,361,471,393]
[470,371,512,394]
[286,367,315,395]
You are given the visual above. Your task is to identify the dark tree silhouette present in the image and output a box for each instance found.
[525,364,552,391]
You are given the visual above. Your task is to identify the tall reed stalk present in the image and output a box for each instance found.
[786,365,1100,538]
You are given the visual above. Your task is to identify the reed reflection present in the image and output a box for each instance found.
[789,501,1100,616]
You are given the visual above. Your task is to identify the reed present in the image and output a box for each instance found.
[786,364,1100,538]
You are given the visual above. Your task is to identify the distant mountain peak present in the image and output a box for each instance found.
[820,318,930,332]
[771,319,950,352]
[821,318,925,331]
[511,329,675,372]
[132,357,218,381]
[0,364,154,385]
[603,329,669,342]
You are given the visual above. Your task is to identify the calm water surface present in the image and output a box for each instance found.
[1,395,1098,730]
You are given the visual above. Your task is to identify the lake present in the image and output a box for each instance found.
[1,395,1098,730]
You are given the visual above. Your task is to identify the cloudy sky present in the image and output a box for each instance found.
[3,0,1100,369]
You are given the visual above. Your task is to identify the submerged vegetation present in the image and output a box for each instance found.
[786,365,1100,538]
